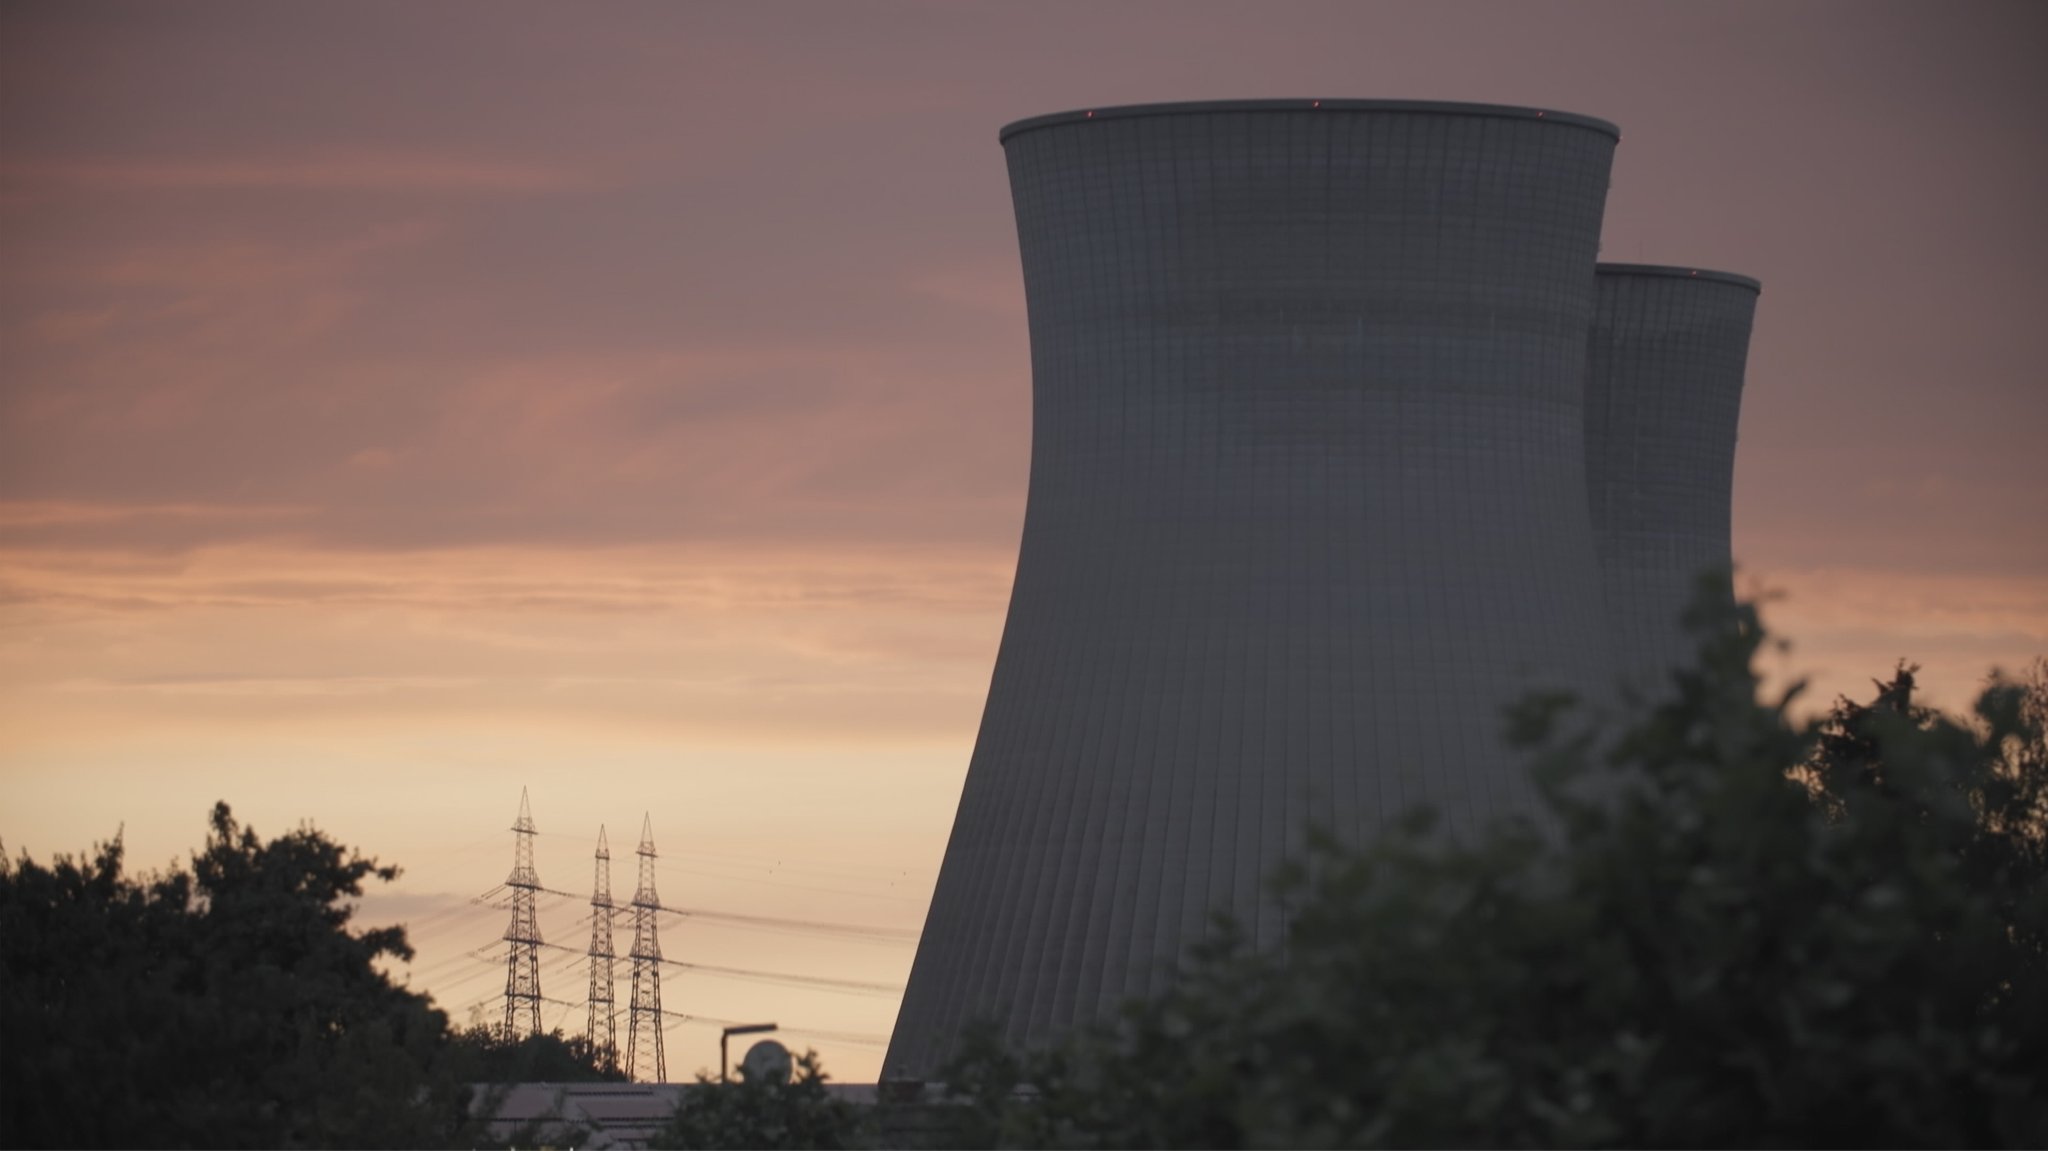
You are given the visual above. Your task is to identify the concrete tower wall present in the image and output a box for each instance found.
[886,101,1621,1076]
[1585,265,1760,692]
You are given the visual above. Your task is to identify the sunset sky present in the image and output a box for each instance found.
[3,1,2045,1082]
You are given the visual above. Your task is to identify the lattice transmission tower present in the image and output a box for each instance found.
[624,814,666,1082]
[586,825,618,1071]
[501,788,543,1039]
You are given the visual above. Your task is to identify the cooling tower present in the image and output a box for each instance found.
[887,100,1621,1077]
[1585,264,1760,693]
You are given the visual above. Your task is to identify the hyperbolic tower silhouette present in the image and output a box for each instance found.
[624,814,666,1083]
[501,788,543,1039]
[1585,264,1761,690]
[888,99,1632,1076]
[585,825,618,1071]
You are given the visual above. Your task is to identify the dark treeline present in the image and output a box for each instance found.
[0,802,623,1148]
[4,597,2045,1148]
[937,601,2048,1147]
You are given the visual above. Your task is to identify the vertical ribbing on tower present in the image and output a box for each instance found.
[586,825,618,1072]
[502,788,543,1039]
[888,99,1625,1076]
[624,814,666,1083]
[1584,264,1760,693]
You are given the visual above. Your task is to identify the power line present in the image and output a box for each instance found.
[428,969,506,1009]
[650,859,921,904]
[534,828,923,877]
[366,885,510,941]
[535,938,900,996]
[396,906,513,953]
[654,904,918,943]
[536,996,887,1050]
[520,882,916,943]
[401,941,504,984]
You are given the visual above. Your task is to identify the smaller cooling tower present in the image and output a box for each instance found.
[1585,264,1761,692]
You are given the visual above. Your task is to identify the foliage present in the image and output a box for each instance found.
[0,802,472,1147]
[939,600,2048,1148]
[0,803,627,1148]
[443,1026,625,1150]
[648,1048,875,1150]
[443,1023,627,1085]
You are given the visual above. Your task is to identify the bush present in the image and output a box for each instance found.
[648,1048,873,1150]
[0,803,622,1148]
[941,601,2048,1148]
[1,803,472,1147]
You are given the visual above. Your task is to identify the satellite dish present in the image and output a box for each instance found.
[740,1038,793,1085]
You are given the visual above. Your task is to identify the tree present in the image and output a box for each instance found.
[1804,654,2048,982]
[941,600,2048,1148]
[648,1049,874,1150]
[442,1023,627,1085]
[0,803,477,1148]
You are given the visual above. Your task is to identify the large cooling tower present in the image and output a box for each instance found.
[887,100,1621,1077]
[1585,264,1760,692]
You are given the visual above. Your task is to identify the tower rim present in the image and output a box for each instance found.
[1596,262,1761,293]
[998,98,1620,144]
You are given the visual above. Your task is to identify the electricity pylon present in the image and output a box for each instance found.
[624,814,666,1082]
[586,826,618,1071]
[502,788,543,1039]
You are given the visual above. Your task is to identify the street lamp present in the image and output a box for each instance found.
[719,1022,778,1084]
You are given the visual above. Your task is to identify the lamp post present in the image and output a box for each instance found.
[719,1022,778,1084]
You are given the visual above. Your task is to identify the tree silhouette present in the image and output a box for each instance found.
[2,803,472,1147]
[941,601,2048,1148]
